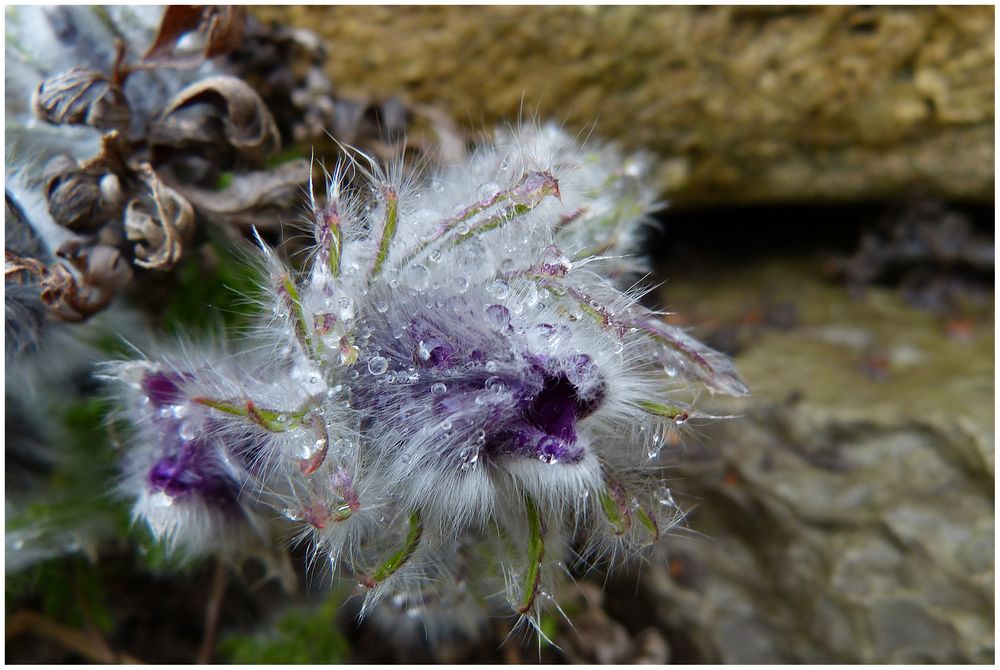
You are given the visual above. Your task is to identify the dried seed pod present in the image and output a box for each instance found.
[32,67,131,132]
[150,76,281,168]
[42,155,123,232]
[124,165,195,270]
[32,240,133,322]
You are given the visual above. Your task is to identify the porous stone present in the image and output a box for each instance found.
[255,5,993,204]
[643,260,993,663]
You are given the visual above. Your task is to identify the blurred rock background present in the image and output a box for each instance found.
[259,5,994,204]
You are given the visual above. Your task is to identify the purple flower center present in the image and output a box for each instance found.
[147,435,240,507]
[141,371,191,408]
[361,304,605,467]
[494,362,603,464]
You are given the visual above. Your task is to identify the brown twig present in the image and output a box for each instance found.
[196,558,229,664]
[70,564,118,663]
[5,610,142,664]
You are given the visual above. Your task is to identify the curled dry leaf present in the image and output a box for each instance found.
[169,159,311,230]
[9,241,133,322]
[125,165,195,271]
[143,6,247,66]
[32,67,131,132]
[152,76,281,167]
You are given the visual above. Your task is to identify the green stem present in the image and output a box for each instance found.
[279,274,319,358]
[369,186,398,279]
[634,400,691,422]
[366,512,423,586]
[519,494,545,615]
[193,397,312,433]
[445,204,531,250]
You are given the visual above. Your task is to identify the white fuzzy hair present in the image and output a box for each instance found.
[111,121,747,632]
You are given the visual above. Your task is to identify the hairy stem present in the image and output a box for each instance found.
[364,511,423,586]
[518,494,545,615]
[369,186,399,279]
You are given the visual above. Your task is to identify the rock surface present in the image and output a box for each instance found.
[642,259,994,663]
[255,5,993,204]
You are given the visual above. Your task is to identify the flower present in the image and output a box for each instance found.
[110,122,747,628]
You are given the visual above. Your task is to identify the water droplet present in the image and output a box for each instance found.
[484,304,511,330]
[368,356,389,375]
[490,279,510,300]
[647,433,663,459]
[431,382,447,395]
[485,376,503,393]
[658,487,677,508]
[178,420,198,441]
[376,300,389,313]
[458,445,480,470]
[478,182,500,200]
[337,296,354,320]
[429,248,442,263]
[500,258,515,272]
[171,404,188,419]
[525,286,539,307]
[409,264,430,291]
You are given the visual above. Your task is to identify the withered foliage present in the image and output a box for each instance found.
[831,200,994,314]
[10,6,438,325]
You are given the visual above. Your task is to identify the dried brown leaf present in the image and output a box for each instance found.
[124,165,195,270]
[169,159,311,229]
[201,7,247,59]
[144,6,246,65]
[153,76,281,167]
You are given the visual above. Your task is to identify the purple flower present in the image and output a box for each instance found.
[112,123,747,629]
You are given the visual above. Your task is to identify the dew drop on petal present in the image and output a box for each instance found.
[409,264,430,291]
[490,279,510,300]
[431,382,447,395]
[368,356,389,375]
[478,182,499,200]
[178,420,198,441]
